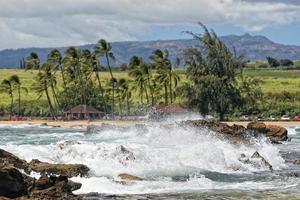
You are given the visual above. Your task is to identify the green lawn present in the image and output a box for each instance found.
[0,68,300,106]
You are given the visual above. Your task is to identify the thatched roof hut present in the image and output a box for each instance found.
[65,105,104,120]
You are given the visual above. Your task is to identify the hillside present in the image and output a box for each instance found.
[1,34,300,68]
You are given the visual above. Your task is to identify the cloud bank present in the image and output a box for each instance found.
[0,0,299,49]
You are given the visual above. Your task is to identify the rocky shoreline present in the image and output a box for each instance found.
[0,148,89,199]
[0,120,291,199]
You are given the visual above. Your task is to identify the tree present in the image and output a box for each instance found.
[184,23,245,121]
[94,39,116,118]
[90,52,108,113]
[128,56,150,105]
[280,59,294,67]
[9,75,28,116]
[266,57,280,68]
[32,71,57,120]
[25,52,40,70]
[1,79,14,120]
[150,49,179,104]
[47,49,67,91]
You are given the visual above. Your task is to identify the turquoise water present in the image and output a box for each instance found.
[0,122,300,200]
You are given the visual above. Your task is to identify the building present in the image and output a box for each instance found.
[65,105,104,120]
[150,104,188,119]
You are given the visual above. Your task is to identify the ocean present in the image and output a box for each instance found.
[0,116,300,200]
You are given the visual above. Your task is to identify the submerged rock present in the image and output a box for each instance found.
[118,173,143,181]
[28,159,89,178]
[57,140,81,150]
[293,160,300,165]
[251,151,273,171]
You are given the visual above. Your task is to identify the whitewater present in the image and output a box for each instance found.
[0,116,300,199]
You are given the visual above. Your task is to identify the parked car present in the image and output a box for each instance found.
[293,116,300,121]
[256,116,263,121]
[269,115,277,121]
[281,115,291,121]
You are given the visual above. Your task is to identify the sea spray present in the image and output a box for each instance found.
[1,118,299,196]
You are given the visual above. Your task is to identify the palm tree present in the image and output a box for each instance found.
[117,78,132,116]
[150,49,171,104]
[128,56,153,105]
[90,52,107,113]
[9,75,28,116]
[62,47,85,105]
[1,79,14,120]
[94,39,116,118]
[32,71,57,120]
[47,49,67,91]
[25,52,40,70]
[41,62,61,108]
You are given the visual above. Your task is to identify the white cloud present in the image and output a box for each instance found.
[0,0,299,49]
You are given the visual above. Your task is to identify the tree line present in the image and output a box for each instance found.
[1,23,262,121]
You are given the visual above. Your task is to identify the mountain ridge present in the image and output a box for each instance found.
[1,34,300,68]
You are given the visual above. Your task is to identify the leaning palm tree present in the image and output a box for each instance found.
[32,71,57,120]
[47,49,67,91]
[1,79,14,120]
[94,39,116,118]
[41,62,61,108]
[9,75,28,116]
[91,52,107,113]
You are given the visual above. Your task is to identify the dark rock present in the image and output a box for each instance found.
[182,120,288,144]
[20,174,82,199]
[0,149,29,172]
[28,159,89,178]
[265,125,288,143]
[0,167,28,198]
[247,122,266,132]
[247,122,288,143]
[182,120,247,143]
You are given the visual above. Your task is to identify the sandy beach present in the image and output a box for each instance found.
[0,119,299,128]
[0,119,147,128]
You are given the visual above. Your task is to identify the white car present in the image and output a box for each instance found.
[281,115,290,121]
[269,115,276,121]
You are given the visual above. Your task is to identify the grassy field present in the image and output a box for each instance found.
[0,68,300,106]
[243,68,300,93]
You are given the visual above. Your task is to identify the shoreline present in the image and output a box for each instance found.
[0,120,300,128]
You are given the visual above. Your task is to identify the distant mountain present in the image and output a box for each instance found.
[1,34,300,68]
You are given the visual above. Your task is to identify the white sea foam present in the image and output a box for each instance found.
[1,121,291,195]
[286,126,300,135]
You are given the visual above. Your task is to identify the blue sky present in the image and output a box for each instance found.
[0,0,300,49]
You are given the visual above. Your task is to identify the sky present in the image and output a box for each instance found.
[0,0,300,50]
